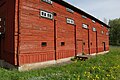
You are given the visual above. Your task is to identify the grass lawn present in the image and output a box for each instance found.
[0,46,120,80]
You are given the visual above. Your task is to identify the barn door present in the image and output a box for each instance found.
[0,17,5,59]
[0,35,4,59]
[76,40,83,55]
[103,42,106,51]
[0,36,1,59]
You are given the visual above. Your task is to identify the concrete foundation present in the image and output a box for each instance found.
[0,51,109,71]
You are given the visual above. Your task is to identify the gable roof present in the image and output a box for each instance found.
[51,0,110,28]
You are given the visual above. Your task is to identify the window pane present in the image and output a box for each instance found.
[40,10,53,19]
[82,24,88,29]
[67,18,74,25]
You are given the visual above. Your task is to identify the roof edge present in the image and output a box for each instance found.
[51,0,110,28]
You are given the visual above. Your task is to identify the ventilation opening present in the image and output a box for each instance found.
[41,42,47,47]
[61,42,65,46]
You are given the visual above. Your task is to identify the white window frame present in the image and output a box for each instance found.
[66,8,74,13]
[106,32,109,36]
[101,25,104,27]
[101,31,104,34]
[82,24,88,29]
[40,10,53,20]
[66,18,75,25]
[82,15,87,19]
[41,0,52,4]
[92,27,96,32]
[92,20,96,23]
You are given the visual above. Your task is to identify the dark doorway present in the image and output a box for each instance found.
[103,42,106,51]
[0,17,5,59]
[0,36,3,59]
[0,36,1,59]
[76,40,83,55]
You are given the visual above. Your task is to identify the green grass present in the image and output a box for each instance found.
[0,46,120,80]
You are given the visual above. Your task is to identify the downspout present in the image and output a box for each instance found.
[74,25,77,56]
[54,19,57,60]
[16,0,20,66]
[88,29,90,55]
[96,31,98,54]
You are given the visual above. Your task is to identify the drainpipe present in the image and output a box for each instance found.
[74,25,77,56]
[88,29,90,55]
[16,0,20,66]
[54,19,57,60]
[96,31,98,54]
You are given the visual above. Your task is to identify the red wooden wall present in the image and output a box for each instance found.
[0,0,109,66]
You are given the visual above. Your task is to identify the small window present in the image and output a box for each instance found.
[41,42,47,47]
[66,18,75,25]
[82,15,87,19]
[101,31,104,34]
[61,42,65,46]
[82,24,88,29]
[101,25,104,27]
[92,20,96,23]
[106,32,109,36]
[41,0,52,4]
[41,12,44,15]
[47,14,50,17]
[40,10,53,19]
[92,27,96,32]
[66,8,74,13]
[44,12,46,16]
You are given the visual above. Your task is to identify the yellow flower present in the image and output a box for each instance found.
[107,74,110,77]
[96,75,99,79]
[77,75,80,80]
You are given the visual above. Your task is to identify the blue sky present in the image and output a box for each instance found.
[65,0,120,22]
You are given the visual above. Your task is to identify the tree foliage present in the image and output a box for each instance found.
[109,18,120,46]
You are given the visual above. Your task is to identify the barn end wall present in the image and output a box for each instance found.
[0,0,16,66]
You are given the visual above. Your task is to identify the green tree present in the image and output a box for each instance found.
[109,18,120,46]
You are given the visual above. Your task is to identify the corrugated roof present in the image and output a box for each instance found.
[51,0,110,28]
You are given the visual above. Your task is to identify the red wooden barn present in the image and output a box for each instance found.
[0,0,110,70]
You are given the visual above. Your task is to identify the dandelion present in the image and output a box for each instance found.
[107,74,110,77]
[84,71,87,74]
[96,75,99,79]
[87,75,90,78]
[92,66,95,70]
[77,75,80,80]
